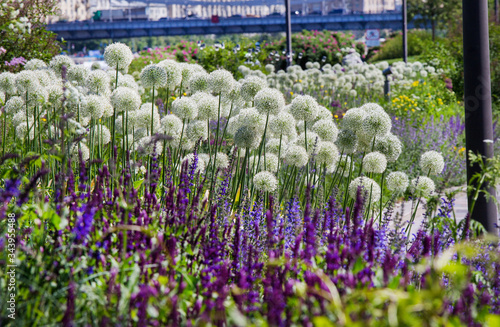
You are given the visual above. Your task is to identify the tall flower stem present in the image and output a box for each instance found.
[111,63,119,160]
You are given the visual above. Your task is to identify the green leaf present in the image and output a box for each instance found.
[352,256,364,274]
[133,179,144,190]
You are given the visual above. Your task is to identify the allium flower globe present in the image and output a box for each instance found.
[209,69,234,94]
[348,176,381,203]
[315,141,340,166]
[182,153,205,173]
[186,120,208,141]
[289,95,319,122]
[336,129,358,154]
[297,131,321,154]
[363,151,387,174]
[70,143,90,162]
[194,93,218,120]
[91,125,111,145]
[236,109,266,134]
[240,76,266,101]
[269,112,296,137]
[316,106,333,120]
[0,72,17,94]
[189,72,210,93]
[111,87,142,113]
[234,125,261,149]
[160,115,182,136]
[4,96,24,115]
[171,97,198,120]
[285,145,309,168]
[360,109,392,139]
[24,59,47,71]
[140,64,168,88]
[374,133,403,162]
[411,176,435,197]
[104,42,134,70]
[15,71,39,93]
[158,60,182,88]
[420,151,445,175]
[67,65,89,84]
[215,152,229,169]
[386,172,409,195]
[82,95,108,119]
[253,171,278,192]
[341,108,366,132]
[312,119,339,142]
[49,55,74,76]
[254,88,285,115]
[86,70,110,94]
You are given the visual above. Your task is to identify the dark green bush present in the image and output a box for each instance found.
[369,30,433,62]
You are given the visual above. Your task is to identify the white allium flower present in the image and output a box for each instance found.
[198,153,210,164]
[240,76,266,101]
[315,141,340,166]
[111,87,141,113]
[265,137,287,156]
[254,88,285,115]
[410,176,435,197]
[182,153,205,173]
[0,92,4,105]
[107,70,123,85]
[297,131,321,154]
[24,59,47,70]
[67,65,89,84]
[12,111,27,127]
[193,92,218,120]
[269,111,295,137]
[26,85,48,107]
[316,106,333,120]
[134,104,161,131]
[104,42,133,70]
[46,85,63,105]
[237,108,266,134]
[158,59,182,89]
[179,62,194,83]
[348,176,381,203]
[360,102,385,114]
[215,152,229,169]
[234,125,261,149]
[70,142,90,162]
[289,95,319,122]
[420,150,445,175]
[118,74,139,90]
[15,71,39,93]
[4,96,24,115]
[349,89,357,97]
[209,69,234,95]
[292,83,303,93]
[374,133,403,162]
[82,95,111,119]
[49,55,74,76]
[16,122,35,140]
[186,120,208,141]
[0,72,17,94]
[140,64,168,88]
[359,109,392,139]
[312,119,338,142]
[136,136,164,155]
[91,124,111,145]
[160,114,182,136]
[363,151,387,174]
[253,171,278,192]
[336,129,358,154]
[386,172,409,195]
[171,97,198,120]
[341,108,366,131]
[189,72,210,93]
[265,64,275,73]
[285,145,309,167]
[91,62,101,70]
[86,70,110,94]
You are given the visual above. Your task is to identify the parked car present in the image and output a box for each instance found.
[267,12,282,17]
[328,8,347,15]
[159,17,169,21]
[228,14,243,19]
[309,10,322,15]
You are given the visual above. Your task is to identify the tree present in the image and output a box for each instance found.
[408,0,462,41]
[0,0,61,72]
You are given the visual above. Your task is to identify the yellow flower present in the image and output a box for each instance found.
[411,109,415,112]
[458,147,465,154]
[344,102,347,105]
[290,91,294,95]
[334,115,338,118]
[183,92,187,96]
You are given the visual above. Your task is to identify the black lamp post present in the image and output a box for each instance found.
[462,0,499,234]
[402,0,407,63]
[284,0,292,67]
[383,67,392,100]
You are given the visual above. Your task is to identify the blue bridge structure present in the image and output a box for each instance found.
[47,13,414,41]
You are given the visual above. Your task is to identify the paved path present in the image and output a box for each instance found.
[388,186,500,235]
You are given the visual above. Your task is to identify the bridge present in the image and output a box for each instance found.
[47,13,413,41]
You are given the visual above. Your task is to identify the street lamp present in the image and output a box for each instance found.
[383,67,392,100]
[284,0,292,67]
[402,0,407,63]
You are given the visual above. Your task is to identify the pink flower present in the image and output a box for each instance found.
[0,47,6,55]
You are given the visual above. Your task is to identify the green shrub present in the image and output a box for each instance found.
[369,30,433,62]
